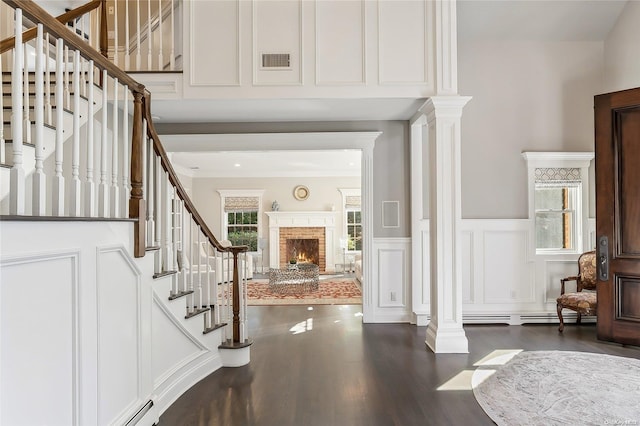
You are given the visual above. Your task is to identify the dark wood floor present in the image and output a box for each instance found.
[159,305,640,426]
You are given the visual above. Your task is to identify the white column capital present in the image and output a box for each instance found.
[419,96,472,121]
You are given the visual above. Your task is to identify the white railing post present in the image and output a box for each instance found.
[84,60,95,217]
[158,0,164,70]
[32,24,46,216]
[52,38,65,216]
[147,0,152,69]
[170,0,175,70]
[136,0,141,70]
[124,0,131,70]
[22,43,30,145]
[10,8,25,215]
[98,69,109,217]
[110,78,119,218]
[69,49,82,217]
[44,33,52,125]
[121,90,130,217]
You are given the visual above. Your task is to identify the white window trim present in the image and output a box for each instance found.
[522,152,594,257]
[339,188,361,253]
[217,189,265,252]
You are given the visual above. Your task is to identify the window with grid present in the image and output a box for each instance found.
[224,196,259,251]
[534,168,581,252]
[346,209,362,251]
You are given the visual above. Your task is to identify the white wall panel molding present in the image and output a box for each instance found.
[370,237,411,322]
[96,245,147,426]
[315,0,366,85]
[378,0,429,86]
[542,258,579,305]
[252,0,303,86]
[1,250,80,426]
[189,0,241,86]
[461,229,474,304]
[434,0,457,94]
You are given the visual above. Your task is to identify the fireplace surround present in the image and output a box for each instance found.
[266,211,337,272]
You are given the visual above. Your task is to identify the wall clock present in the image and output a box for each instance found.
[293,185,310,201]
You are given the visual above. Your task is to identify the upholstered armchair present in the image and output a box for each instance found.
[557,250,597,332]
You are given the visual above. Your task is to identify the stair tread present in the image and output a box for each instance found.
[185,307,209,319]
[168,290,193,300]
[153,270,178,279]
[146,245,161,251]
[219,338,254,350]
[203,322,227,335]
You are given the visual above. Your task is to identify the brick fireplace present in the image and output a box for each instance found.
[280,227,325,270]
[266,211,337,273]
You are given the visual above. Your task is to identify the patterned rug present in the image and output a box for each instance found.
[472,350,640,426]
[247,278,362,305]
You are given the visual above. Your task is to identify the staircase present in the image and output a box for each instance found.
[0,1,251,425]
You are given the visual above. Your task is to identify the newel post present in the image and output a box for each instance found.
[99,0,108,58]
[231,248,242,343]
[129,90,146,257]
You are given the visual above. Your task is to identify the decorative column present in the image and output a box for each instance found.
[422,96,470,353]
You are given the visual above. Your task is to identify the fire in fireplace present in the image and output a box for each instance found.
[286,239,319,265]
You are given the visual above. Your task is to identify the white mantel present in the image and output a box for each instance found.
[266,211,337,271]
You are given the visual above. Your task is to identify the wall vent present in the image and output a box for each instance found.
[261,53,291,69]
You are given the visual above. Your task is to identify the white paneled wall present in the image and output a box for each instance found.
[370,237,412,323]
[407,218,598,325]
[178,0,440,99]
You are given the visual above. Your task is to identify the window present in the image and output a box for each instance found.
[227,210,258,251]
[339,188,362,252]
[535,182,580,250]
[346,209,362,251]
[522,152,594,255]
[218,190,264,252]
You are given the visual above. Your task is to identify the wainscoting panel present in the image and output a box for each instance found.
[543,259,579,305]
[378,0,428,85]
[190,0,241,86]
[371,238,411,322]
[482,228,535,304]
[461,230,475,304]
[253,0,303,85]
[315,0,365,85]
[0,251,79,426]
[96,247,146,426]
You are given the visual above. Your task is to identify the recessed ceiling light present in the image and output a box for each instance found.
[234,163,241,167]
[349,162,355,166]
[190,166,200,170]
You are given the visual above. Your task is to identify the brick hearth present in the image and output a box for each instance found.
[279,227,326,271]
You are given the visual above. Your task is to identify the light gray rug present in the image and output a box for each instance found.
[472,351,640,426]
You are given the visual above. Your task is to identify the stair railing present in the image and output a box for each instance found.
[1,0,248,345]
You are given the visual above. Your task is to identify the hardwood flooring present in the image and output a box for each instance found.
[159,305,640,426]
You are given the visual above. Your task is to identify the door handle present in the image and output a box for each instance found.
[598,235,609,281]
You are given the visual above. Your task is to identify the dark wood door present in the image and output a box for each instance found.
[595,87,640,346]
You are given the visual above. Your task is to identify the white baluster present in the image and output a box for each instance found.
[44,33,52,125]
[64,45,70,108]
[241,252,248,341]
[69,50,81,217]
[98,69,108,217]
[32,24,46,215]
[10,8,25,215]
[214,246,221,326]
[195,228,202,312]
[80,57,86,98]
[147,0,152,70]
[23,43,30,145]
[113,0,118,67]
[145,131,155,247]
[225,251,231,341]
[136,0,141,71]
[52,38,65,216]
[0,51,5,164]
[110,78,119,218]
[158,0,163,70]
[121,89,130,217]
[188,220,195,310]
[154,155,162,254]
[170,0,175,70]
[124,0,131,70]
[84,60,95,217]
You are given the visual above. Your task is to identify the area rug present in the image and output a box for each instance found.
[246,278,362,306]
[472,350,640,426]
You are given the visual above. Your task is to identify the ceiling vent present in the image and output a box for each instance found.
[261,53,291,69]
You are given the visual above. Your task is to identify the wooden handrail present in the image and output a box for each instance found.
[141,90,248,255]
[0,0,102,55]
[3,0,143,93]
